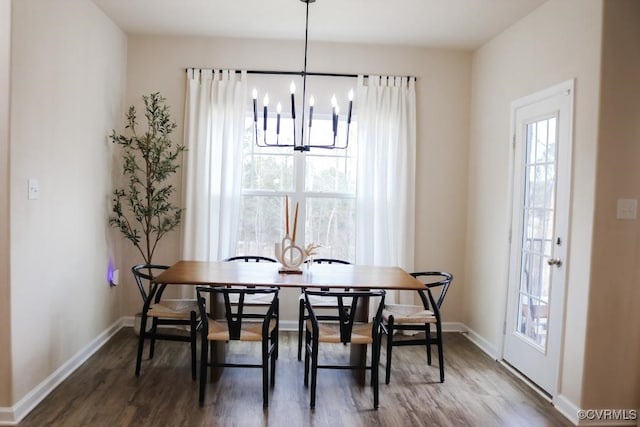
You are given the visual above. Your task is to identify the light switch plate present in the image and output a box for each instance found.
[28,179,39,200]
[617,198,637,220]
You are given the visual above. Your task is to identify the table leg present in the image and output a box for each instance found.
[350,344,367,386]
[209,341,225,381]
[208,291,226,381]
[350,294,369,386]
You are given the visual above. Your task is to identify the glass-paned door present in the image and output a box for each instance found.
[504,80,573,396]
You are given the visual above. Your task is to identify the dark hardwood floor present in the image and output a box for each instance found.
[17,329,572,427]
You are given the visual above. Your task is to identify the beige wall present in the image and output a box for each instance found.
[468,0,602,409]
[13,0,638,420]
[121,35,472,323]
[9,0,127,403]
[0,0,12,408]
[584,0,640,409]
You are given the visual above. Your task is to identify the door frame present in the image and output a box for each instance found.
[499,79,575,399]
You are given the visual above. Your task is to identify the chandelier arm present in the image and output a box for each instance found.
[255,121,297,148]
[305,120,351,150]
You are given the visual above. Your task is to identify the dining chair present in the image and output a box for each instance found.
[225,255,278,263]
[224,255,279,357]
[132,264,202,380]
[381,271,453,384]
[303,289,386,409]
[297,258,352,361]
[195,286,279,407]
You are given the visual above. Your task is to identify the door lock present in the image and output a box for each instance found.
[547,258,562,267]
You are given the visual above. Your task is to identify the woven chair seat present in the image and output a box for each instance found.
[207,318,277,342]
[382,303,436,324]
[147,299,199,319]
[306,320,373,344]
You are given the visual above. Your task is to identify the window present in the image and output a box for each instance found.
[236,114,357,261]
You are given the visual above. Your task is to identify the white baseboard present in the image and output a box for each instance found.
[442,321,467,333]
[278,320,299,332]
[122,315,134,327]
[554,394,581,425]
[0,318,126,426]
[462,326,500,360]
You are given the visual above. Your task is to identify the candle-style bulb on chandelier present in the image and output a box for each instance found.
[252,0,353,151]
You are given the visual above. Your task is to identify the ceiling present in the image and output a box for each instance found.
[92,0,547,50]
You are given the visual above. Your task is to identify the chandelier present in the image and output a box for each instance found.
[251,0,353,151]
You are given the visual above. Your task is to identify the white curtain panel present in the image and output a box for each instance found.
[355,75,416,305]
[181,69,247,261]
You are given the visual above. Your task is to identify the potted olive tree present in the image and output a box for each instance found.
[109,92,185,333]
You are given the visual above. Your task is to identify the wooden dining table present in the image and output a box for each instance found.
[153,260,425,384]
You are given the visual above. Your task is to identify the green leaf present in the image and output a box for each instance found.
[109,92,186,265]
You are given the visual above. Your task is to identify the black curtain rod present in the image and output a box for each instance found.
[248,69,360,78]
[185,68,415,80]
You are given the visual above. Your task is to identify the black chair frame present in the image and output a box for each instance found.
[303,289,386,409]
[297,258,352,360]
[133,264,202,380]
[224,255,279,358]
[381,271,452,384]
[196,286,279,407]
[225,255,278,263]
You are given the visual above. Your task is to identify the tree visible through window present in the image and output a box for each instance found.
[236,114,357,261]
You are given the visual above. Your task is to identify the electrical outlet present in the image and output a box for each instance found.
[110,269,120,286]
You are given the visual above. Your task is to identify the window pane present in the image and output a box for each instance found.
[306,197,356,261]
[242,153,294,191]
[305,154,356,193]
[236,195,284,257]
[243,117,295,191]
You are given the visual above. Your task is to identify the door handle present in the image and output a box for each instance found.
[547,258,562,267]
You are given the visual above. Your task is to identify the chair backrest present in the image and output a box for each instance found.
[224,256,277,291]
[306,259,351,291]
[304,289,386,343]
[410,271,453,310]
[131,264,169,302]
[225,256,277,263]
[310,258,351,265]
[196,286,279,340]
